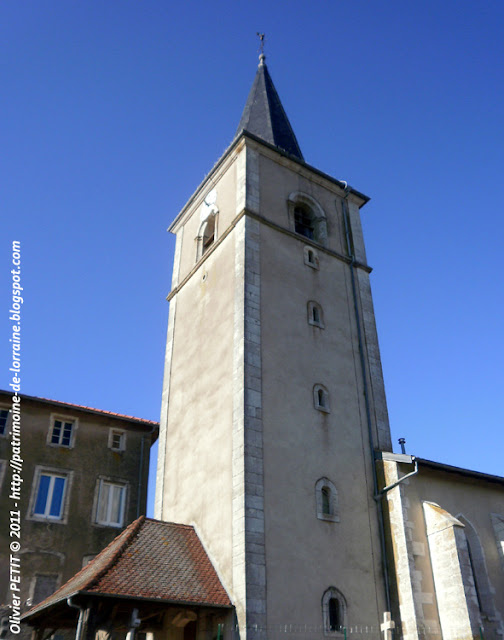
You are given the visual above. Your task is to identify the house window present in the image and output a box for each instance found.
[108,429,126,451]
[28,466,73,523]
[34,474,67,518]
[95,480,127,527]
[0,408,10,436]
[31,574,58,606]
[308,301,324,328]
[314,384,330,413]
[304,246,320,269]
[315,478,340,522]
[49,417,75,447]
[322,587,346,635]
[31,473,70,523]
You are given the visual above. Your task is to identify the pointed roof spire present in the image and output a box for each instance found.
[236,52,304,161]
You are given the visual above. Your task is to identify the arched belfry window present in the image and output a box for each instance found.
[196,211,218,261]
[288,192,327,246]
[294,205,314,239]
[202,215,215,252]
[313,384,330,413]
[322,587,346,635]
[315,478,339,522]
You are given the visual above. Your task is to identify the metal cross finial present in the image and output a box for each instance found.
[257,32,265,55]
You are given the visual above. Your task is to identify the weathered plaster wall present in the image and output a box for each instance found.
[0,393,153,608]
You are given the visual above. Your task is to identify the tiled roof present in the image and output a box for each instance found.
[23,517,231,620]
[0,390,159,427]
[236,55,304,161]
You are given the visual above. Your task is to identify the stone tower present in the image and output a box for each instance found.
[155,55,393,638]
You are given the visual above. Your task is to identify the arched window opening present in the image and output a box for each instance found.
[315,478,339,522]
[202,216,215,253]
[313,384,330,413]
[308,301,324,328]
[303,246,320,269]
[196,213,218,262]
[328,598,340,632]
[294,205,314,240]
[289,192,327,246]
[322,587,346,635]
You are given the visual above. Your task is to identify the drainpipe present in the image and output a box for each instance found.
[341,191,392,613]
[376,455,418,498]
[67,598,86,640]
[137,424,156,518]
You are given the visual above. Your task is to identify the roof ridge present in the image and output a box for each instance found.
[0,390,159,425]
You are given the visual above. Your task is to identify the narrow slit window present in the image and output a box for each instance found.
[316,478,339,522]
[314,385,330,413]
[328,598,340,631]
[303,246,320,269]
[308,302,324,328]
[321,487,331,515]
[322,588,346,635]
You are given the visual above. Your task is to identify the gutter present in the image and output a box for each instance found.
[341,190,392,613]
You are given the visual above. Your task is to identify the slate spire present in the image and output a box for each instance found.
[236,54,304,161]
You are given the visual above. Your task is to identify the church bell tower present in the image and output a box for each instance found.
[155,53,393,639]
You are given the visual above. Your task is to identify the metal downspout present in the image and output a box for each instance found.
[137,424,155,518]
[377,457,418,498]
[341,192,392,613]
[67,597,86,640]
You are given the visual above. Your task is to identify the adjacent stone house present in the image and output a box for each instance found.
[0,390,158,631]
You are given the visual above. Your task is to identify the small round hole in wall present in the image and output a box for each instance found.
[202,272,208,282]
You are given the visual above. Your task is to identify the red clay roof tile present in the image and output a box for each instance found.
[23,517,231,621]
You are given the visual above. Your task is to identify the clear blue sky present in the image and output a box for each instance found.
[2,1,503,515]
